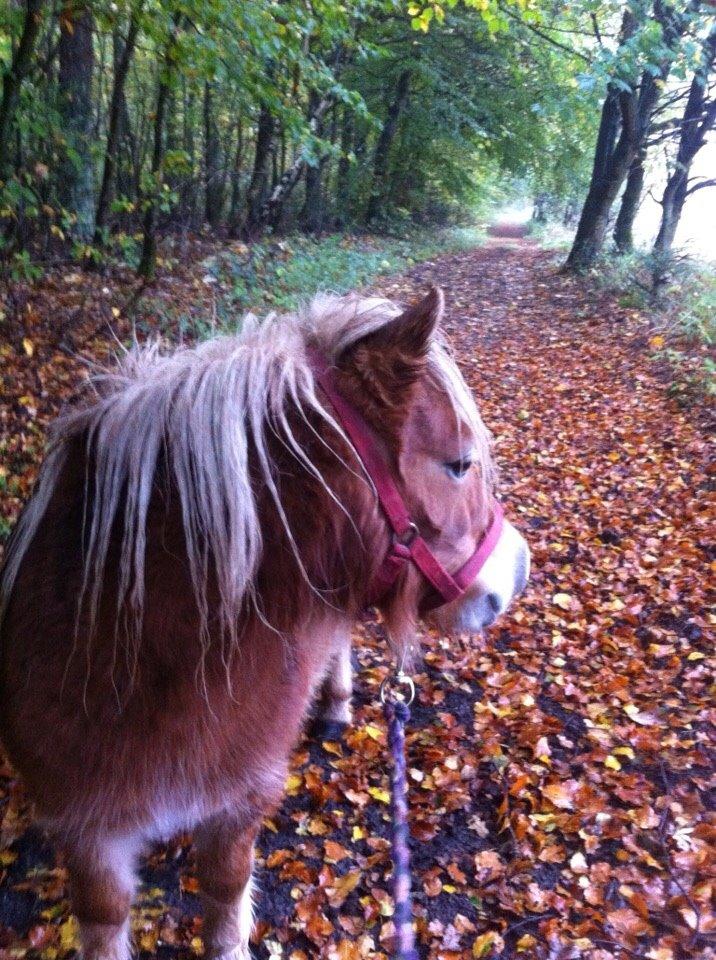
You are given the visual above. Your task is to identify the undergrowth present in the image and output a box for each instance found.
[526,219,574,250]
[136,228,485,339]
[589,250,715,404]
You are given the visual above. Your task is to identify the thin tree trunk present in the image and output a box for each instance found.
[58,0,96,242]
[94,7,141,242]
[116,84,136,200]
[203,79,223,227]
[655,172,687,254]
[300,92,325,233]
[181,80,196,227]
[322,103,339,230]
[613,147,646,253]
[366,69,411,224]
[272,126,281,191]
[301,153,328,234]
[228,115,244,232]
[216,95,237,213]
[0,0,45,177]
[138,14,182,278]
[335,105,353,227]
[654,27,716,255]
[242,101,276,237]
[279,125,287,180]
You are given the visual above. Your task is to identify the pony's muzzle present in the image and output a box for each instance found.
[437,520,530,633]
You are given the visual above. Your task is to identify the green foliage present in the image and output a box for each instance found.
[678,272,716,347]
[0,0,608,270]
[526,219,573,251]
[3,249,43,282]
[6,0,707,283]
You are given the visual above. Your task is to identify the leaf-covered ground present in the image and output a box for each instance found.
[0,241,713,960]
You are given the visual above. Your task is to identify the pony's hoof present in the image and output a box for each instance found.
[308,718,349,742]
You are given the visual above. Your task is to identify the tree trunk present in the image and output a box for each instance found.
[138,15,182,278]
[256,94,334,233]
[565,83,634,270]
[366,69,411,224]
[180,80,197,227]
[242,101,276,237]
[94,8,141,242]
[334,106,353,227]
[203,80,223,227]
[613,147,646,253]
[272,125,281,191]
[0,0,45,177]
[566,4,683,271]
[655,176,687,254]
[118,87,137,200]
[301,152,331,234]
[562,198,578,227]
[654,27,716,256]
[228,115,244,232]
[533,193,549,223]
[58,1,96,242]
[300,92,326,233]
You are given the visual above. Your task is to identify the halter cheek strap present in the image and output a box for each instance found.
[310,351,504,612]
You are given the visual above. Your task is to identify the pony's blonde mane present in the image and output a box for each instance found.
[0,293,491,662]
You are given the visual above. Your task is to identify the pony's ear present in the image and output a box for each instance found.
[365,286,443,359]
[339,287,443,409]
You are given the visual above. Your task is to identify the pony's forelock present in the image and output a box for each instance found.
[0,293,491,664]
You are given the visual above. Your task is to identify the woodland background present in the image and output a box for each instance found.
[0,0,714,279]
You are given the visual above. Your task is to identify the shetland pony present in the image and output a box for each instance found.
[0,288,529,960]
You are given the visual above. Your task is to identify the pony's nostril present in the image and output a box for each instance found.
[487,592,501,614]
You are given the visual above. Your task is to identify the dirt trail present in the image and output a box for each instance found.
[0,243,711,960]
[485,222,532,239]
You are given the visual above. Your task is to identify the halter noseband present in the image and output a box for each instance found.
[311,352,504,614]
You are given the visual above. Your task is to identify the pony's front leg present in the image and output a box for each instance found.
[64,832,138,960]
[311,633,353,740]
[195,810,262,960]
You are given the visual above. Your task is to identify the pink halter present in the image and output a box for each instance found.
[311,352,504,613]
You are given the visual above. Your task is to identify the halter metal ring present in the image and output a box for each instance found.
[380,672,415,706]
[395,521,419,547]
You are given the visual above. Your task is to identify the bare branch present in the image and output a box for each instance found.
[685,177,716,196]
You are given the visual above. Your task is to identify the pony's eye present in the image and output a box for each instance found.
[445,457,473,479]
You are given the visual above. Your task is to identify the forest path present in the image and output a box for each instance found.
[0,243,711,960]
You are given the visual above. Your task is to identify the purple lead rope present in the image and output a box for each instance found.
[383,697,419,960]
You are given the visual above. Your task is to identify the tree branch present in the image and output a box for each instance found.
[497,4,592,63]
[685,177,716,196]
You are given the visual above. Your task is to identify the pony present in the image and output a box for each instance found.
[0,287,529,960]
